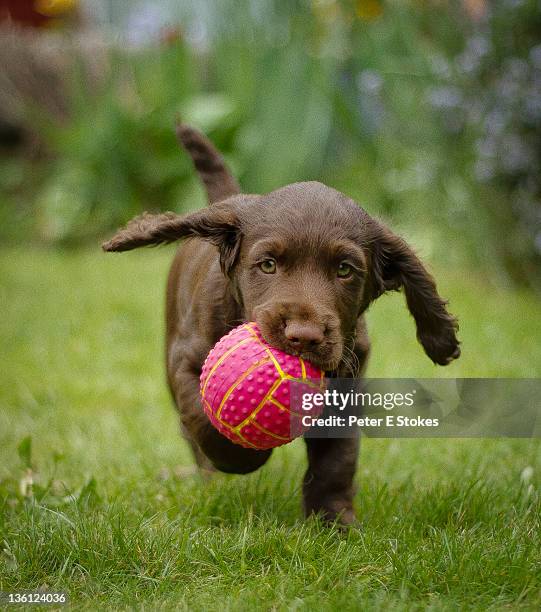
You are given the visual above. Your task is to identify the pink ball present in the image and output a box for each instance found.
[200,323,325,450]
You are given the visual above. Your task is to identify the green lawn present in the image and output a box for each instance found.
[1,247,540,610]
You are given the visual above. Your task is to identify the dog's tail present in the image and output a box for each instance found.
[175,123,241,205]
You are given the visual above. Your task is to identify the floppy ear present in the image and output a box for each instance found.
[367,222,460,365]
[102,202,242,276]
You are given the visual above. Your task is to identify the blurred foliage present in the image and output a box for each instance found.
[0,0,539,286]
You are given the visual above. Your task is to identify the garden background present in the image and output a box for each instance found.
[1,1,540,609]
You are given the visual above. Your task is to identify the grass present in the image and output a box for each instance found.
[0,246,540,610]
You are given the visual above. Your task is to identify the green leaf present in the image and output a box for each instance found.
[17,436,32,469]
[183,94,237,133]
[77,477,101,508]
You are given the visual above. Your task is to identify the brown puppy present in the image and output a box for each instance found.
[103,125,460,524]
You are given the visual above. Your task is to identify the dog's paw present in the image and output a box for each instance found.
[305,499,359,528]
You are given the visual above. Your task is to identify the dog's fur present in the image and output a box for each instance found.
[103,124,460,524]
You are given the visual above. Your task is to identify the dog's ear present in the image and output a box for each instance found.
[366,222,460,365]
[102,200,244,276]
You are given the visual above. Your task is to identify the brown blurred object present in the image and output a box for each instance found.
[0,0,50,28]
[0,29,68,121]
[0,0,84,152]
[0,0,77,28]
[463,0,487,21]
[0,24,108,153]
[160,26,183,47]
[0,28,64,153]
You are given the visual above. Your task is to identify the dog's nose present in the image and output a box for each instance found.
[284,321,324,352]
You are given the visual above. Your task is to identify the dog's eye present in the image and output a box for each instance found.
[259,259,277,274]
[337,262,353,278]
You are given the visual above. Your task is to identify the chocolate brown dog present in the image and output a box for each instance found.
[103,124,460,524]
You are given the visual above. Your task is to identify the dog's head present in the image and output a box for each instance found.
[103,181,459,372]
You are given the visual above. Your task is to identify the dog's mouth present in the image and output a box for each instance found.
[257,325,343,373]
[297,348,340,372]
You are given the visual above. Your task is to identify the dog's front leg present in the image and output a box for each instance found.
[302,436,359,526]
[172,366,273,475]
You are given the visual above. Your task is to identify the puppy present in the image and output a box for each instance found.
[103,124,460,524]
